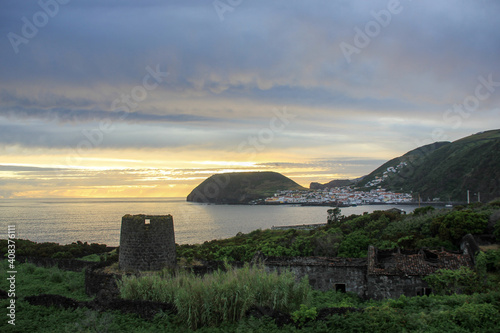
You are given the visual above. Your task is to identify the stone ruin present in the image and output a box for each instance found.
[114,213,478,300]
[264,236,478,300]
[119,214,176,271]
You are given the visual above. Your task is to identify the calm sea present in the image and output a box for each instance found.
[0,198,421,246]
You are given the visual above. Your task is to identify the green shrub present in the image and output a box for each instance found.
[51,251,72,259]
[494,219,500,241]
[364,305,404,332]
[23,263,36,274]
[309,289,363,309]
[452,303,499,331]
[431,210,488,243]
[291,304,317,327]
[423,267,480,295]
[415,236,456,250]
[413,206,436,216]
[50,270,64,283]
[337,230,370,258]
[0,239,110,260]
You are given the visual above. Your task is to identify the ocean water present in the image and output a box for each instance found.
[0,198,421,246]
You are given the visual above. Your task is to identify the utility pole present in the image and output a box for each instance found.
[478,192,480,202]
[467,190,470,204]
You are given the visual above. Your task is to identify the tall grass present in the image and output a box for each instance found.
[118,263,311,329]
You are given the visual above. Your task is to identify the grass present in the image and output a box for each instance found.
[118,263,312,329]
[0,260,90,301]
[80,249,118,262]
[1,262,500,332]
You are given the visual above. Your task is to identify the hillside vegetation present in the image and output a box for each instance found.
[186,171,306,204]
[177,200,500,262]
[359,130,500,201]
[310,179,355,190]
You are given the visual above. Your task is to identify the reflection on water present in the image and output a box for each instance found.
[0,198,421,246]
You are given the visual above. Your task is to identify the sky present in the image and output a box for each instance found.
[0,0,499,198]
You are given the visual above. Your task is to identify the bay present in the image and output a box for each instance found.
[0,198,421,246]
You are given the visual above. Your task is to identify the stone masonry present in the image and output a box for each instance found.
[264,256,367,295]
[263,236,477,300]
[119,214,176,271]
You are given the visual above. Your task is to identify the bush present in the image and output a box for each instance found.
[494,219,500,241]
[415,236,456,250]
[423,267,480,295]
[0,239,110,259]
[337,230,370,258]
[452,303,499,331]
[291,304,317,327]
[431,210,488,243]
[413,206,436,216]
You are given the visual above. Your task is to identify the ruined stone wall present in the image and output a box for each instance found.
[119,214,176,271]
[366,275,428,300]
[264,257,367,297]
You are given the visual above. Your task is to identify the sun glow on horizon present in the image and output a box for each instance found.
[0,141,401,199]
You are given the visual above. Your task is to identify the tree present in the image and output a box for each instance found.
[413,206,435,216]
[337,230,370,258]
[327,208,342,225]
[430,210,488,243]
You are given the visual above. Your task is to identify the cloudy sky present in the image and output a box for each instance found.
[1,0,499,198]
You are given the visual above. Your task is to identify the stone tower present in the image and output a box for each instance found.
[119,214,176,271]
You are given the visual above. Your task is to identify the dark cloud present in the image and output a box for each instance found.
[0,106,220,124]
[0,165,66,172]
[259,158,388,178]
[0,0,499,151]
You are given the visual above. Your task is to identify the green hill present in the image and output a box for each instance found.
[359,129,500,202]
[310,179,355,189]
[186,171,307,204]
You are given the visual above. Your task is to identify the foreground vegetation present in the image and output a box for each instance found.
[0,239,112,260]
[119,263,311,329]
[1,261,500,332]
[1,200,499,331]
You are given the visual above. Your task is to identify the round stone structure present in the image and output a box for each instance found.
[119,214,176,271]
